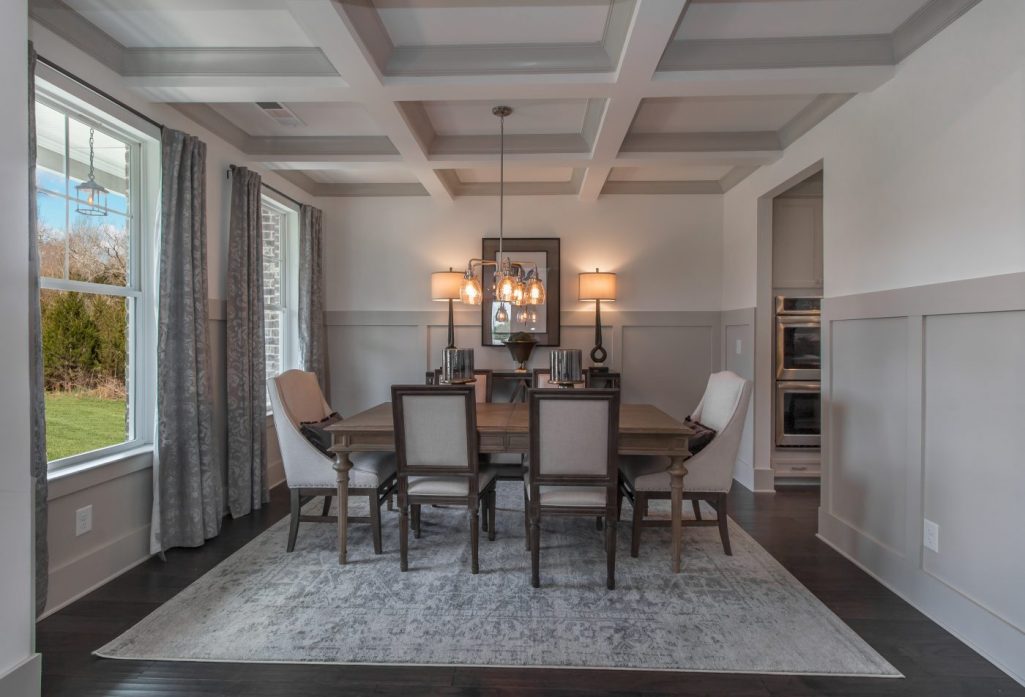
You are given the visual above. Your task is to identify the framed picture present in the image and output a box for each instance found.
[481,237,560,347]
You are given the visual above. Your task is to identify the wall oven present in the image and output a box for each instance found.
[775,381,821,447]
[775,296,821,449]
[775,297,821,381]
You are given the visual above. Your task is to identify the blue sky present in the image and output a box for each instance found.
[37,168,129,234]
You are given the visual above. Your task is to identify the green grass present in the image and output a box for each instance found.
[44,392,127,462]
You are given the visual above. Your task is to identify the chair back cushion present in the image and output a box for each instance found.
[693,371,747,432]
[393,385,476,473]
[274,370,329,426]
[529,389,619,481]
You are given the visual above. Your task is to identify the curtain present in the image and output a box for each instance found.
[151,129,221,554]
[225,165,267,519]
[298,204,328,395]
[28,42,49,617]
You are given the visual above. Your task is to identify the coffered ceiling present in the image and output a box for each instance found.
[31,0,982,200]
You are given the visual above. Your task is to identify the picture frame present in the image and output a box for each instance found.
[481,237,560,347]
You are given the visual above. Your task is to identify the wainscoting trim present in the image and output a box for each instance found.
[820,271,1025,687]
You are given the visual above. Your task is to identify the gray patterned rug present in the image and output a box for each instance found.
[97,483,900,677]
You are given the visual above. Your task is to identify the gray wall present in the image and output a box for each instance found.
[327,309,723,423]
[819,271,1025,686]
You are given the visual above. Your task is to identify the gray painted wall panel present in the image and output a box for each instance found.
[328,325,422,416]
[923,310,1025,634]
[829,317,908,556]
[621,325,713,421]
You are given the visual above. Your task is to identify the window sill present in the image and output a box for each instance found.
[47,445,154,501]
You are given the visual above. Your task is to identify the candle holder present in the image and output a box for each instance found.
[550,349,583,388]
[442,348,476,384]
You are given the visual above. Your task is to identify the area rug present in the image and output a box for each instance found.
[96,483,900,677]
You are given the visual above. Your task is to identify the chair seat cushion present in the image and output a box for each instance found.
[348,452,397,489]
[407,466,497,498]
[618,455,673,492]
[527,485,607,508]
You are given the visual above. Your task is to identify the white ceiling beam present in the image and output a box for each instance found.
[579,0,690,201]
[287,0,454,202]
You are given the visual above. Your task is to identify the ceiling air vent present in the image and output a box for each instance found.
[256,102,305,128]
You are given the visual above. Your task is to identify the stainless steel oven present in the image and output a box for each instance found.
[775,381,821,447]
[775,296,821,381]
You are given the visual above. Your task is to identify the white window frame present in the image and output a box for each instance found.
[36,75,160,475]
[261,190,300,411]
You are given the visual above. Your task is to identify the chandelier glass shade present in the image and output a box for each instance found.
[458,105,547,313]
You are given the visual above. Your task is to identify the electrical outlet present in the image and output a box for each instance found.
[735,339,742,355]
[923,518,939,553]
[75,505,93,536]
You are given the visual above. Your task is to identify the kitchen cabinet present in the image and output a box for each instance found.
[772,197,822,290]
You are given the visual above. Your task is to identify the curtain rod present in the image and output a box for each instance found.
[36,55,165,131]
[227,167,305,210]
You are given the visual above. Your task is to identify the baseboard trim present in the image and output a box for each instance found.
[42,524,152,619]
[0,653,41,697]
[817,516,1025,688]
[753,467,775,492]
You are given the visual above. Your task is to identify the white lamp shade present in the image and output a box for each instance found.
[431,271,464,300]
[578,270,617,301]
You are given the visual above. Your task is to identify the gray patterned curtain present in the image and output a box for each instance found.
[298,204,328,396]
[28,42,49,616]
[226,166,267,519]
[151,129,222,554]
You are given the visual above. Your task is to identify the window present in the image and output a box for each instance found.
[261,194,299,406]
[35,84,157,470]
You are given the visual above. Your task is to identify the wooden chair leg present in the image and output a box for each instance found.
[370,492,383,555]
[530,516,541,588]
[606,517,617,590]
[399,504,409,571]
[412,504,422,539]
[287,489,301,553]
[596,516,603,531]
[522,485,531,551]
[717,493,732,556]
[470,507,480,574]
[322,495,333,517]
[631,492,644,558]
[617,489,624,522]
[387,491,394,511]
[487,489,497,542]
[692,499,702,521]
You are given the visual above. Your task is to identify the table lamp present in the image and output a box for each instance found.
[578,268,617,367]
[432,268,464,349]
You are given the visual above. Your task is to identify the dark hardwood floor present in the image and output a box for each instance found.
[37,484,1024,697]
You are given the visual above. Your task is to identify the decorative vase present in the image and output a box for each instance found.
[503,332,537,372]
[550,348,583,387]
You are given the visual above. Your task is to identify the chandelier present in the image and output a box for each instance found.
[75,128,109,217]
[459,106,546,318]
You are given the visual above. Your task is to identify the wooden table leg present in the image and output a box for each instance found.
[334,452,353,565]
[669,455,688,573]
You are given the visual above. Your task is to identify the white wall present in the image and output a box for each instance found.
[30,22,306,615]
[721,0,1025,684]
[0,2,40,694]
[326,195,723,313]
[722,0,1025,310]
[321,194,725,419]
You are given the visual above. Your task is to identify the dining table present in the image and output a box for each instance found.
[326,401,694,572]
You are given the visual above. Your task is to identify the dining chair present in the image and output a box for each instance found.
[526,388,620,589]
[392,384,498,573]
[427,368,494,403]
[618,370,752,557]
[269,370,397,554]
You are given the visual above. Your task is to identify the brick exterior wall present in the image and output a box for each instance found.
[262,206,283,383]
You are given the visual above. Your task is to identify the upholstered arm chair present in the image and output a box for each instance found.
[619,370,752,557]
[269,370,396,554]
